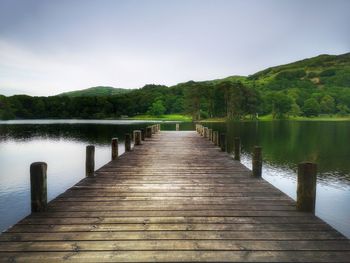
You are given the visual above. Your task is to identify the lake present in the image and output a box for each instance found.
[0,120,349,238]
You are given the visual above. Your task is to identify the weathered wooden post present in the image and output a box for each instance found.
[134,130,142,145]
[140,128,145,141]
[297,162,317,213]
[30,162,47,212]
[125,133,131,151]
[208,129,212,141]
[111,138,118,160]
[212,130,216,144]
[86,145,95,177]
[220,133,226,152]
[204,127,208,138]
[213,131,219,145]
[252,146,262,177]
[234,137,241,161]
[146,127,152,138]
[152,125,156,134]
[176,123,179,131]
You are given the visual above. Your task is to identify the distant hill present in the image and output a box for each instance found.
[245,52,350,90]
[57,86,131,97]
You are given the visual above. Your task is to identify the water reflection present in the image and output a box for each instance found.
[203,121,350,184]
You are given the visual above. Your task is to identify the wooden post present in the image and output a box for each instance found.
[220,133,226,152]
[234,137,241,161]
[86,145,95,177]
[125,133,131,151]
[213,131,219,145]
[111,138,118,160]
[252,146,262,177]
[134,130,142,145]
[158,124,161,131]
[30,162,47,212]
[140,128,145,141]
[208,129,212,141]
[176,123,179,131]
[146,127,152,138]
[204,127,208,138]
[297,162,317,213]
[152,125,156,134]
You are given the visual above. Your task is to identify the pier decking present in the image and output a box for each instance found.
[0,131,349,262]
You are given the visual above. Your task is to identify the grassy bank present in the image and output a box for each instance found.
[129,113,350,122]
[129,114,192,121]
[200,114,350,122]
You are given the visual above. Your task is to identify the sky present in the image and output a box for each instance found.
[0,0,349,96]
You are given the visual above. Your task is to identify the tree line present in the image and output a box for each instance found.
[1,80,349,120]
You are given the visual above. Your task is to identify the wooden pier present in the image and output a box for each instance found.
[1,128,350,262]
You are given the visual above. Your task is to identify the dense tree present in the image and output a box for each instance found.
[302,98,320,117]
[148,100,166,116]
[320,95,335,114]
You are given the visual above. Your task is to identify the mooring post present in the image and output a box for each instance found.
[158,124,161,131]
[204,127,208,138]
[125,133,131,151]
[297,162,317,213]
[86,145,95,177]
[234,137,241,161]
[111,138,118,160]
[152,125,156,134]
[30,162,47,212]
[146,127,152,138]
[134,130,142,145]
[208,129,212,141]
[140,128,145,141]
[220,133,226,152]
[252,146,262,177]
[213,131,219,145]
[176,123,179,131]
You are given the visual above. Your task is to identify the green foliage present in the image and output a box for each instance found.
[148,100,166,116]
[302,98,320,117]
[320,95,335,114]
[269,92,293,118]
[336,104,350,116]
[58,86,130,97]
[275,69,306,80]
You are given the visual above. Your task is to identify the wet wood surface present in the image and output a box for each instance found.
[1,131,349,262]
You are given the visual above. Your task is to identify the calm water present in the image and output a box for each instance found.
[0,120,349,238]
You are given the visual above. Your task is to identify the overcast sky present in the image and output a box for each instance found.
[0,0,349,96]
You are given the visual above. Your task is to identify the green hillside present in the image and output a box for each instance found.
[1,52,349,120]
[58,86,131,97]
[247,53,350,89]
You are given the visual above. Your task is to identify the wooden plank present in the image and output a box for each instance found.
[1,240,350,252]
[7,223,331,233]
[0,231,345,242]
[1,251,350,262]
[18,216,324,225]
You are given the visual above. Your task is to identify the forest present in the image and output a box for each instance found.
[1,53,349,120]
